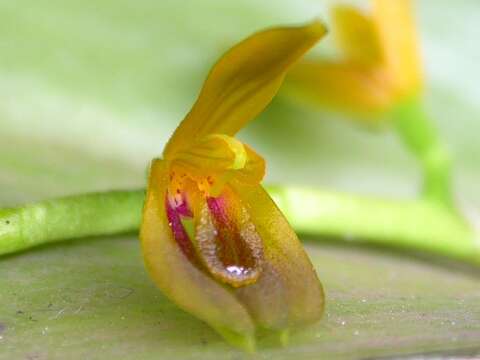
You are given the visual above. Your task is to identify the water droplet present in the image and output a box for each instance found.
[226,265,246,276]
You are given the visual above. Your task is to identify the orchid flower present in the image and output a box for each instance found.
[286,0,453,208]
[287,0,422,115]
[140,22,327,351]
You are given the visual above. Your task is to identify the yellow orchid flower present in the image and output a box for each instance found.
[287,0,422,115]
[140,22,326,351]
[285,1,453,208]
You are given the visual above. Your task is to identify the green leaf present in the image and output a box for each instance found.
[1,237,480,358]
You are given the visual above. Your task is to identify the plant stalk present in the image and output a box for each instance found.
[0,186,477,264]
[391,96,453,209]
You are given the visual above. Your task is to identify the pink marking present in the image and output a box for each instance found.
[175,199,193,217]
[165,194,195,261]
[206,196,228,224]
[168,191,193,217]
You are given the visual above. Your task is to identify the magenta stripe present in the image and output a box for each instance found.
[165,194,195,261]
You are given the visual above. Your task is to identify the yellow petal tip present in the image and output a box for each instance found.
[307,19,329,38]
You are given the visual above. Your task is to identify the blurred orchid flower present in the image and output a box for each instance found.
[285,1,453,207]
[286,0,422,116]
[140,22,326,350]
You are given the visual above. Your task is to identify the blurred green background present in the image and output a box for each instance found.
[1,0,479,205]
[1,1,479,359]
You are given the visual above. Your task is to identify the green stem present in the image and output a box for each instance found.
[269,186,477,263]
[0,190,144,255]
[0,187,477,264]
[391,96,453,208]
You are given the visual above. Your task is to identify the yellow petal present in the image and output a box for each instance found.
[230,181,325,330]
[140,159,256,351]
[372,0,422,97]
[333,5,382,66]
[286,61,394,115]
[234,143,265,186]
[173,134,245,174]
[172,134,265,195]
[164,21,327,158]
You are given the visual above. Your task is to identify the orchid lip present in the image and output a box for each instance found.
[198,193,264,287]
[165,187,264,288]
